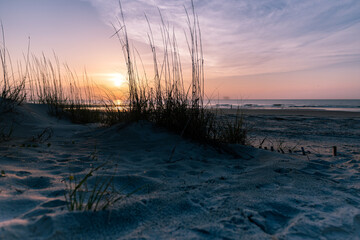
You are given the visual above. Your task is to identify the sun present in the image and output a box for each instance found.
[109,73,126,87]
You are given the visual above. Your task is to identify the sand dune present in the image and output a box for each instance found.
[1,104,360,239]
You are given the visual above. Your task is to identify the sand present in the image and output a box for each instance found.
[1,103,360,239]
[216,108,360,118]
[217,108,360,161]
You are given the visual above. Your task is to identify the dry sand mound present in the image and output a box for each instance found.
[1,104,360,239]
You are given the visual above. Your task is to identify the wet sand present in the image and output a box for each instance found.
[215,108,360,159]
[215,108,360,118]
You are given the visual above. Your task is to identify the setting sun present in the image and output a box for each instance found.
[109,73,126,87]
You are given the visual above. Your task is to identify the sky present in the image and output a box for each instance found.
[0,0,359,99]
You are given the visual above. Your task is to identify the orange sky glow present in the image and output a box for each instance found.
[0,0,359,99]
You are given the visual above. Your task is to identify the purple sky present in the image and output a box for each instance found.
[1,0,359,99]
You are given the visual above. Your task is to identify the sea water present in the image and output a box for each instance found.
[208,99,360,112]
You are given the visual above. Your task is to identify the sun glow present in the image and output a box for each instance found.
[109,73,126,87]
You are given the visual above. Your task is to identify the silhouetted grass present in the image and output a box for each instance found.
[218,109,247,145]
[111,1,247,144]
[0,23,26,113]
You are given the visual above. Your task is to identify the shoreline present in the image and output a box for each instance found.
[213,108,360,118]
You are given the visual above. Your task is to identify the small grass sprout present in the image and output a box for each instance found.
[64,162,124,212]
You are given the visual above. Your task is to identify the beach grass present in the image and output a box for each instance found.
[219,109,247,145]
[64,162,123,212]
[25,55,108,123]
[0,23,27,113]
[110,0,247,144]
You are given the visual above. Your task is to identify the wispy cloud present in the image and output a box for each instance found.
[81,0,360,76]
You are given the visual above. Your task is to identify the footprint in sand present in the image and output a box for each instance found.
[28,215,54,237]
[274,167,292,174]
[256,183,279,190]
[43,160,57,164]
[17,176,52,189]
[22,208,54,219]
[322,226,350,239]
[15,171,32,177]
[41,199,67,208]
[354,214,360,234]
[46,189,66,197]
[0,198,40,221]
[54,153,72,163]
[40,165,61,171]
[247,203,299,235]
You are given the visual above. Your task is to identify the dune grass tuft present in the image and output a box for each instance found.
[219,109,247,145]
[111,1,247,144]
[64,163,124,212]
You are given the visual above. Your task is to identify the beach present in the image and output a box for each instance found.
[1,104,360,239]
[1,0,359,238]
[220,108,360,118]
[217,108,360,160]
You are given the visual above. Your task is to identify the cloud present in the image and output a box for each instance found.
[80,0,360,76]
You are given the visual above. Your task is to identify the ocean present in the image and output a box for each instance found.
[208,99,360,112]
